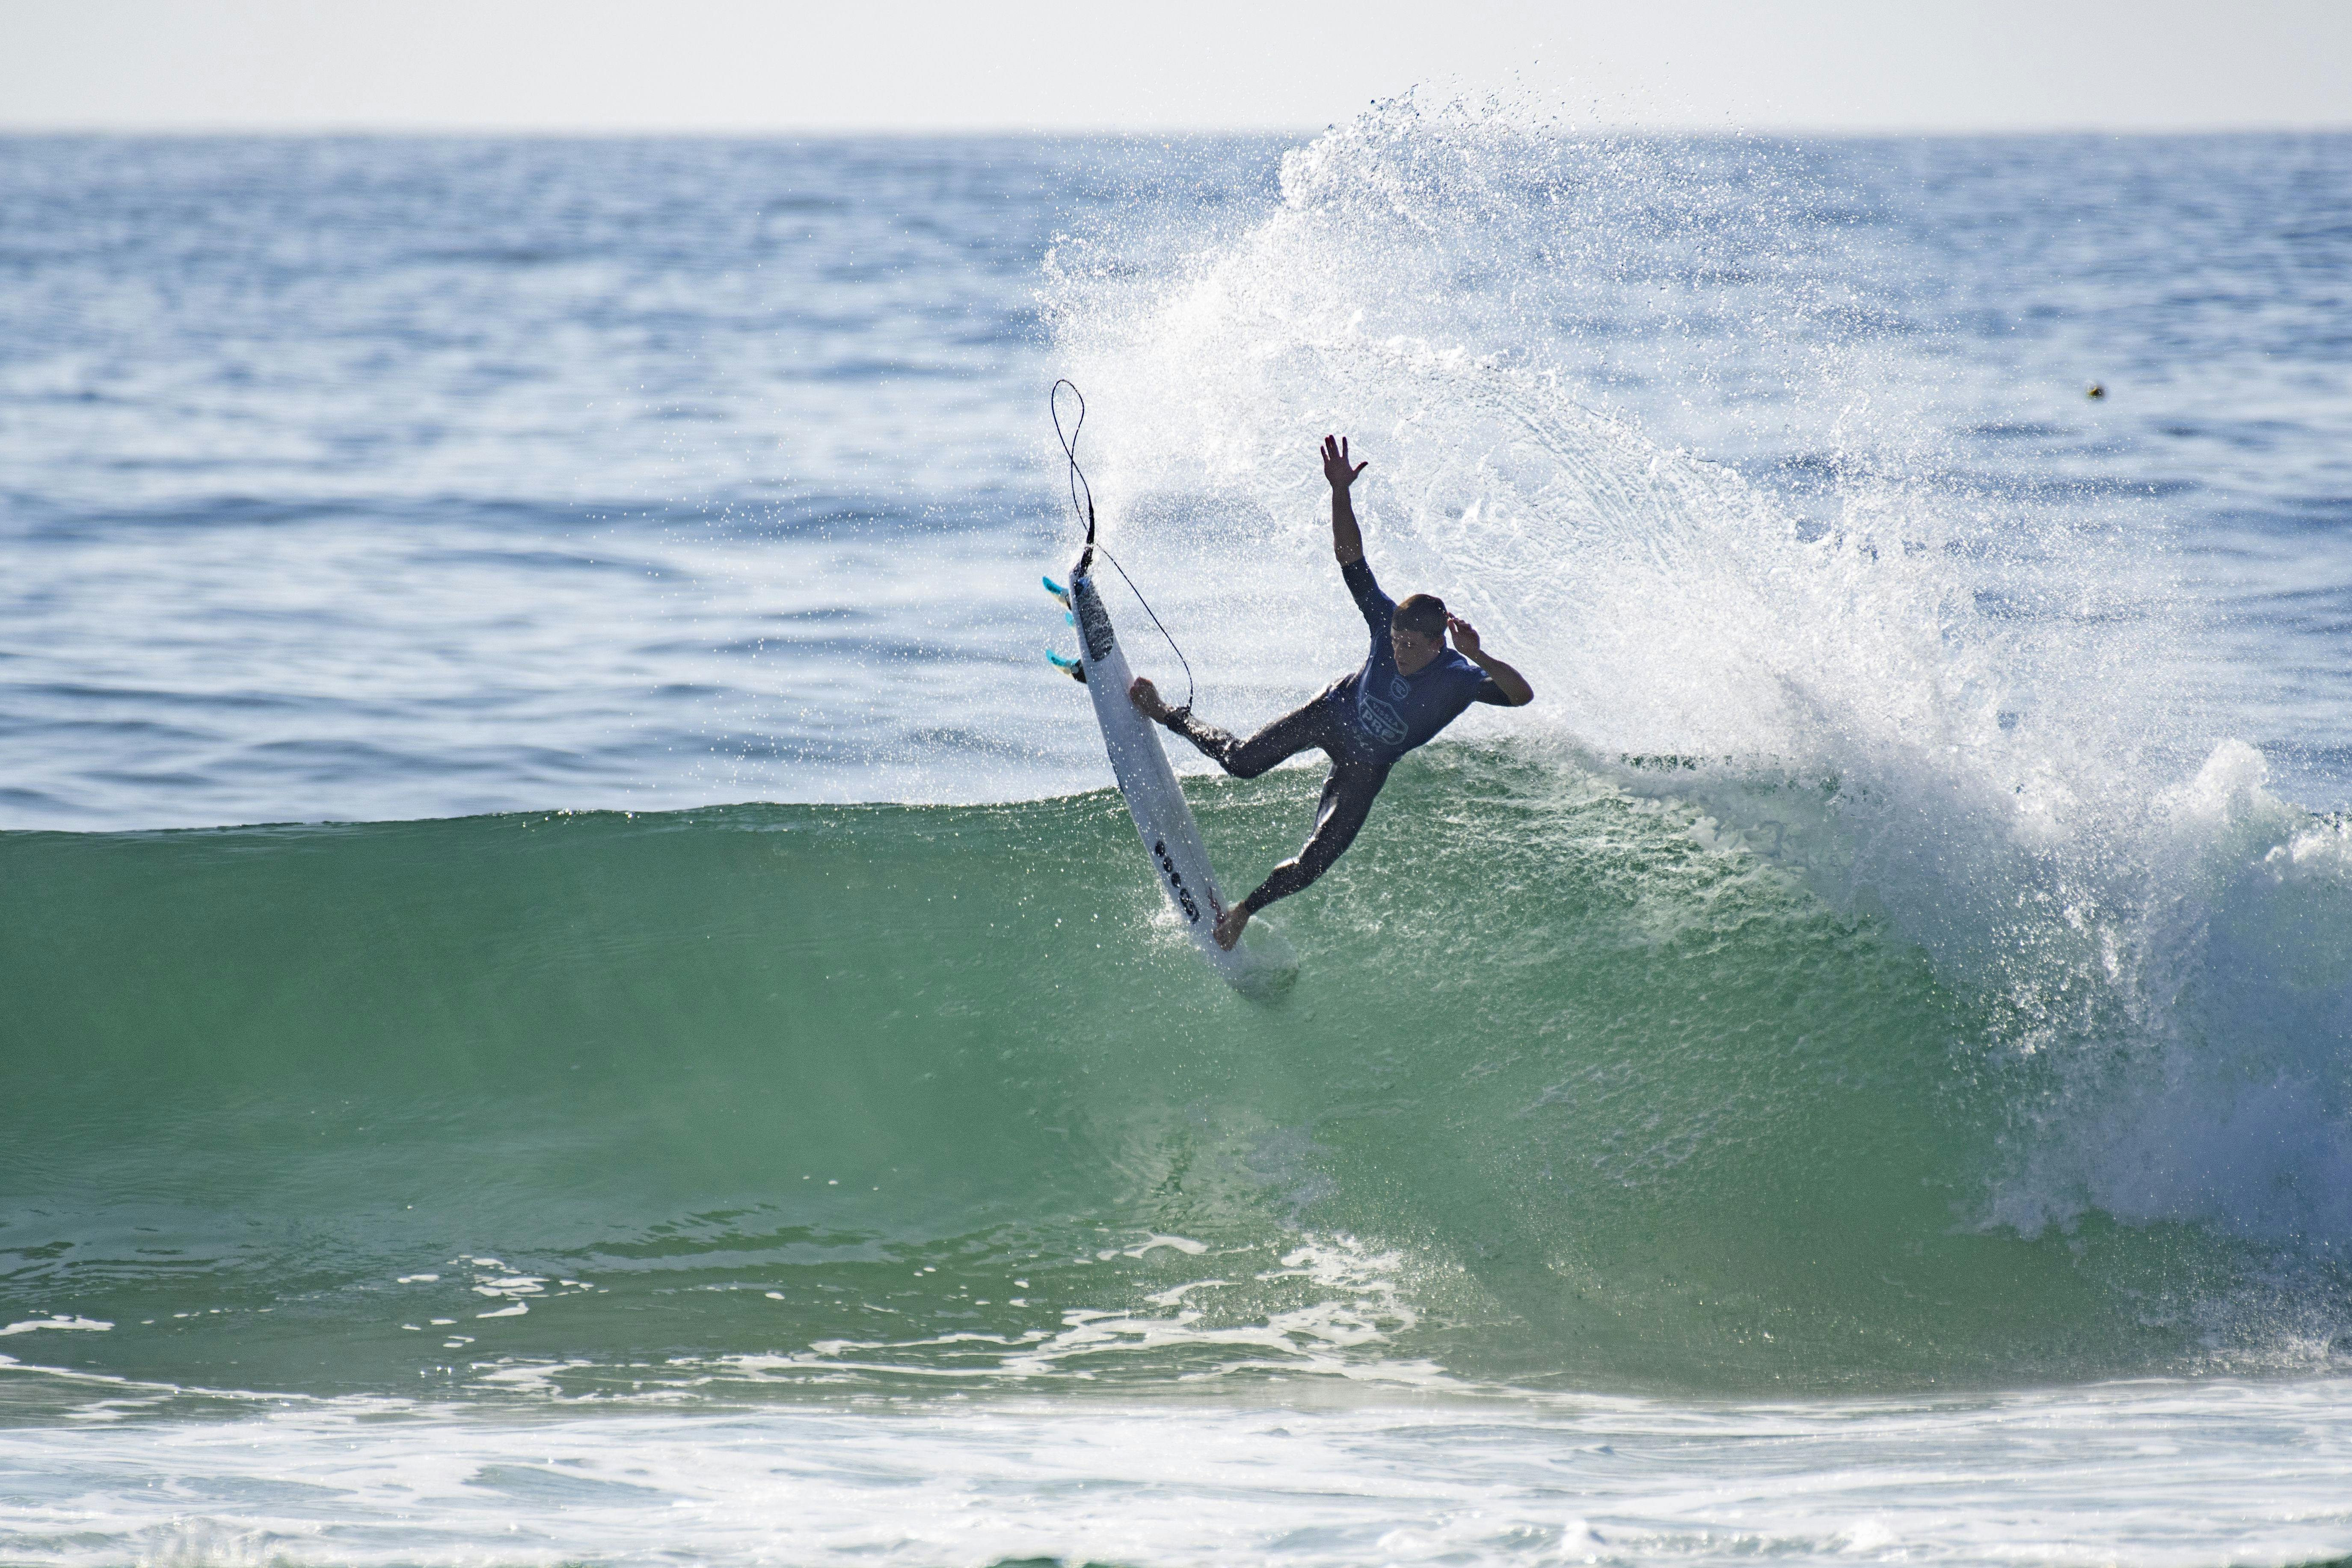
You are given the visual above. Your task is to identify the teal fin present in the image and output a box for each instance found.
[1043,580,1083,680]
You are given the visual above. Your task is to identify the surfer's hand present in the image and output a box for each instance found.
[1214,902,1251,950]
[1452,619,1534,703]
[1128,676,1169,720]
[1321,435,1367,491]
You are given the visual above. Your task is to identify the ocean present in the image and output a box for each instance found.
[5,109,2352,1563]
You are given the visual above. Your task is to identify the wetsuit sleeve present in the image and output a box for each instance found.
[1341,556,1394,638]
[1470,676,1512,705]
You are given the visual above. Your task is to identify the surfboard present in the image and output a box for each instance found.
[1052,564,1294,994]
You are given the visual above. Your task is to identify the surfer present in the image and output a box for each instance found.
[1130,435,1534,949]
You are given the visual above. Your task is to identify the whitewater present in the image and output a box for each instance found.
[5,113,2352,1563]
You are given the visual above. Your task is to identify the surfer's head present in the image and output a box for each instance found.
[1392,594,1447,674]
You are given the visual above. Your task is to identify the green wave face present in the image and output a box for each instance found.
[0,752,2315,1403]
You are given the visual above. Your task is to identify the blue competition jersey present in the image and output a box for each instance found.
[1332,557,1510,762]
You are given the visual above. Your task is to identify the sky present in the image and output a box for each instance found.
[2,0,2346,135]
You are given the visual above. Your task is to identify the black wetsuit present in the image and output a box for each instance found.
[1157,557,1510,914]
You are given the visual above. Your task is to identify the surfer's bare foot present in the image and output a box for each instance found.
[1213,903,1250,950]
[1129,676,1169,721]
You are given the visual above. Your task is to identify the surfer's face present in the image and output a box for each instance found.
[1391,624,1444,675]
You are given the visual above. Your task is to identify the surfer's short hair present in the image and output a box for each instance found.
[1394,593,1447,639]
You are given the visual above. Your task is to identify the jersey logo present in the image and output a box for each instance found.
[1357,693,1409,745]
[1388,675,1412,700]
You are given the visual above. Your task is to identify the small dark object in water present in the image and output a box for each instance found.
[2086,382,2107,399]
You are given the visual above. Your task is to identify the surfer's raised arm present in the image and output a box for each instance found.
[1323,434,1366,564]
[1316,434,1531,705]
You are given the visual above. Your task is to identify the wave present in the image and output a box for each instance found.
[9,103,2351,1408]
[4,746,2348,1405]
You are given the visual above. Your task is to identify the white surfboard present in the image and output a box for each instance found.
[1064,563,1294,994]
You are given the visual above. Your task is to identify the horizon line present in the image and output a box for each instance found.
[4,120,2349,140]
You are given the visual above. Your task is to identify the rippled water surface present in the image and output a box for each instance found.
[3,131,2349,829]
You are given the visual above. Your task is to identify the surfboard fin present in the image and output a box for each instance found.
[1044,579,1085,680]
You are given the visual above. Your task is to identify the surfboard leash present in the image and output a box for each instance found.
[1050,379,1197,716]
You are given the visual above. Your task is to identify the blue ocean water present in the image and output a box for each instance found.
[6,118,2352,1565]
[4,129,2348,831]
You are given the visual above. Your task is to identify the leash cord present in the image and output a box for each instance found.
[1052,379,1196,714]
